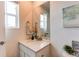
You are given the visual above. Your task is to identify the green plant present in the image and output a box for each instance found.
[64,45,75,55]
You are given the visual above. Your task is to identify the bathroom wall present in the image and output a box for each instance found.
[6,1,33,57]
[50,1,79,56]
[5,2,20,56]
[19,1,47,38]
[6,1,47,56]
[32,3,42,36]
[33,1,47,7]
[0,1,5,56]
[19,1,33,40]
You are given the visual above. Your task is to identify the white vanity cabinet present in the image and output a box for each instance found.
[19,44,36,57]
[19,40,50,57]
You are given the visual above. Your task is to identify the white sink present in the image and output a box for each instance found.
[19,39,50,52]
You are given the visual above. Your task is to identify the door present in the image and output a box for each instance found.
[0,1,6,57]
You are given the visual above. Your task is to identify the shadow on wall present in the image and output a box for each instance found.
[50,44,61,57]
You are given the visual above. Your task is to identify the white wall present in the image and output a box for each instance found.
[50,1,79,56]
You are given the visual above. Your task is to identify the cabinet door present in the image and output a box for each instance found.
[24,53,30,57]
[20,50,25,57]
[20,50,30,57]
[24,54,28,57]
[36,45,50,57]
[19,44,36,57]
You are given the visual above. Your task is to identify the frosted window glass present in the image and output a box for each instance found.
[40,22,44,29]
[40,15,44,21]
[44,14,47,21]
[6,1,17,15]
[5,1,19,28]
[40,13,47,32]
[7,15,16,27]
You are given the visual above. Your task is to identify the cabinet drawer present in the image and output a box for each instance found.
[19,43,36,57]
[36,45,50,57]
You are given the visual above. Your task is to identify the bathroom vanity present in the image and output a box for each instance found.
[18,2,50,57]
[18,39,51,57]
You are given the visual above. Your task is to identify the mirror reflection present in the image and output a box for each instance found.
[40,2,50,37]
[26,1,50,40]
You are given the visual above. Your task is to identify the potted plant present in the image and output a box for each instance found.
[64,45,75,55]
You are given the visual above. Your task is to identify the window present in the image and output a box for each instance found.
[40,13,47,32]
[5,1,19,28]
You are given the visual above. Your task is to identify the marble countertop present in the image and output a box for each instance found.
[19,39,50,52]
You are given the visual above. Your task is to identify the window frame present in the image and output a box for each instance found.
[40,12,48,32]
[5,1,19,29]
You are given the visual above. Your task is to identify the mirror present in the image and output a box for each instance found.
[32,1,50,38]
[40,2,50,37]
[26,1,50,37]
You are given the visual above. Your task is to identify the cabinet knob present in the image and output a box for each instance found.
[0,41,5,45]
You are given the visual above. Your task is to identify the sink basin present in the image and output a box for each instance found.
[19,39,50,52]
